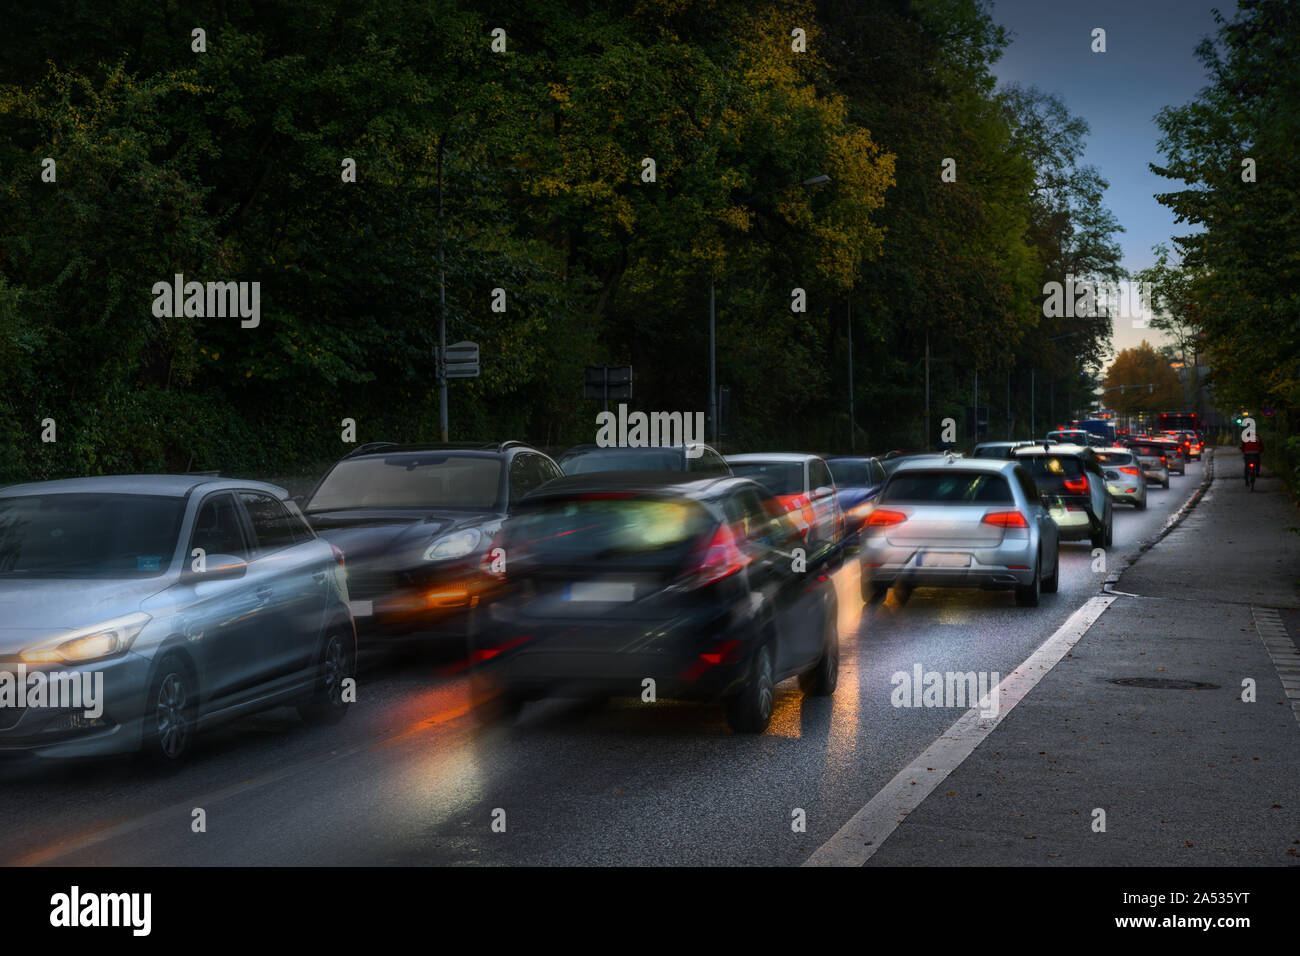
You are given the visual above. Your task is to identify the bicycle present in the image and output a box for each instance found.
[1245,455,1259,490]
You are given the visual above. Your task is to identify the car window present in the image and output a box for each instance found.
[689,447,730,474]
[239,492,309,552]
[510,454,548,504]
[728,461,805,495]
[1013,466,1040,504]
[880,472,1014,504]
[536,456,564,484]
[309,455,502,510]
[809,459,833,492]
[192,493,250,559]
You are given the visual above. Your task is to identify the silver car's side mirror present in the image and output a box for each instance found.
[180,553,249,584]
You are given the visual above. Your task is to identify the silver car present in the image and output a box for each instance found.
[1095,447,1147,509]
[858,456,1060,607]
[0,476,356,761]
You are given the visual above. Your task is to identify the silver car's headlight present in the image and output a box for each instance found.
[20,612,151,664]
[422,529,482,562]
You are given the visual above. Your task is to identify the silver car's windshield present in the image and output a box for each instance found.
[0,493,184,578]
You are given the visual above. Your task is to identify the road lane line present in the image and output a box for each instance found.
[802,594,1116,867]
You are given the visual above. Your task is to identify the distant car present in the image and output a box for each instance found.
[1045,429,1095,447]
[474,472,839,733]
[724,453,843,550]
[300,442,563,643]
[857,456,1060,607]
[0,475,356,761]
[1095,446,1147,509]
[1125,441,1171,489]
[557,443,731,476]
[971,441,1036,460]
[1176,430,1204,460]
[1013,443,1114,548]
[824,456,888,540]
[1150,437,1186,475]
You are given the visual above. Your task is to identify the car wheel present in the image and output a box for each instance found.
[1040,547,1059,594]
[1104,517,1113,548]
[726,643,775,733]
[1135,496,1146,510]
[1090,527,1105,549]
[1162,478,1170,489]
[861,576,888,605]
[142,654,197,763]
[799,599,839,696]
[1015,561,1040,607]
[298,629,355,725]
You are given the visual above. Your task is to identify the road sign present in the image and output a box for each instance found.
[584,365,633,402]
[442,341,479,379]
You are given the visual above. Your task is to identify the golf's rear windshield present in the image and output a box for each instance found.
[307,455,502,511]
[1128,445,1165,457]
[560,448,683,474]
[880,471,1013,504]
[506,496,711,567]
[0,493,184,578]
[727,462,804,496]
[827,460,873,486]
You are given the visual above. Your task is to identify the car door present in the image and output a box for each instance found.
[237,491,331,690]
[808,457,839,544]
[180,491,268,707]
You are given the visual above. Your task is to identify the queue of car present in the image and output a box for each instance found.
[0,424,1202,757]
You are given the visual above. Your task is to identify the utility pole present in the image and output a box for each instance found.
[847,300,856,452]
[437,134,449,442]
[709,274,717,445]
[1031,368,1036,438]
[973,367,978,445]
[924,329,931,451]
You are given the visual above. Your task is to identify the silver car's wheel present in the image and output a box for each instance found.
[145,657,196,762]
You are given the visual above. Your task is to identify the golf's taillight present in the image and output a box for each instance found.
[1063,476,1089,494]
[1119,466,1140,476]
[866,509,908,527]
[982,511,1028,528]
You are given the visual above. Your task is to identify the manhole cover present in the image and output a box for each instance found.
[1108,678,1219,690]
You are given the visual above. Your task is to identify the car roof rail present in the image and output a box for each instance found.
[343,442,399,459]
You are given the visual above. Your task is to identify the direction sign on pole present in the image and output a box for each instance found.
[583,365,633,402]
[443,340,479,379]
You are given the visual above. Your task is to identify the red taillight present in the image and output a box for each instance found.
[866,509,908,527]
[1063,476,1089,493]
[1119,466,1140,476]
[690,522,752,588]
[982,511,1028,528]
[329,543,346,569]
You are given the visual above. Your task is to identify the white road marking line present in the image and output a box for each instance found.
[1251,607,1300,728]
[802,594,1116,867]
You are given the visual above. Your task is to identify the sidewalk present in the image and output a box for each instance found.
[864,448,1300,865]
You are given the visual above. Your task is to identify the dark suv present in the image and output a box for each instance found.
[473,471,838,733]
[1013,443,1114,548]
[300,442,563,643]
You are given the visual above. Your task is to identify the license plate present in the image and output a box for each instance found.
[566,581,637,602]
[918,551,969,568]
[349,600,373,617]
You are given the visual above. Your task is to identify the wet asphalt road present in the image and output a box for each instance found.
[0,462,1206,866]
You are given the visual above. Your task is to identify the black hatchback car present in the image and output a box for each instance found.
[300,442,563,644]
[472,472,839,732]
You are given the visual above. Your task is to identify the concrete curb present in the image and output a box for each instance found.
[1102,447,1216,594]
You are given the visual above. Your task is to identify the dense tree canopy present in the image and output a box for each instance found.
[0,0,1124,482]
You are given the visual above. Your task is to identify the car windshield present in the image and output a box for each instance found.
[827,460,874,486]
[727,462,804,496]
[0,493,184,578]
[880,471,1013,504]
[560,448,683,474]
[307,455,502,510]
[1129,445,1162,457]
[971,445,1012,459]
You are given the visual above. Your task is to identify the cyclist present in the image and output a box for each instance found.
[1241,433,1262,484]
